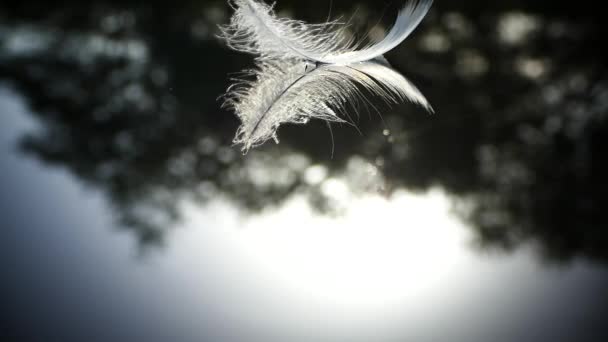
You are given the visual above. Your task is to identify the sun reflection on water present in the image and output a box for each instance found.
[179,187,471,315]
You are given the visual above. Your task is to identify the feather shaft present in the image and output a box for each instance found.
[225,61,431,151]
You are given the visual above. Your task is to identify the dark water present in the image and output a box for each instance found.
[1,0,608,341]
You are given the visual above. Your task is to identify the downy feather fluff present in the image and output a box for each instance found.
[220,0,434,64]
[219,0,353,62]
[220,0,434,151]
[223,60,431,151]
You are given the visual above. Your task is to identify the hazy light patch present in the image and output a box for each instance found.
[420,30,451,53]
[1,26,56,56]
[498,12,541,45]
[443,12,474,39]
[515,57,550,80]
[100,11,136,33]
[75,35,148,62]
[456,49,489,79]
[320,177,351,204]
[303,164,328,185]
[236,189,469,312]
[179,187,472,318]
[0,24,148,66]
[341,156,385,193]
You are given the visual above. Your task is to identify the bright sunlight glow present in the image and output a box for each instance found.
[180,187,472,316]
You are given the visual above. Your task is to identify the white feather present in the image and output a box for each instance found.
[324,0,434,64]
[223,60,432,151]
[219,0,352,61]
[220,0,433,64]
[220,0,435,151]
[348,62,433,112]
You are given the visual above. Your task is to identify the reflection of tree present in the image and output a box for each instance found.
[1,0,607,262]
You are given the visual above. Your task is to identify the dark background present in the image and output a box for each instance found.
[1,0,608,341]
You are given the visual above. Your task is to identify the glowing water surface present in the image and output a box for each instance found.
[2,87,607,342]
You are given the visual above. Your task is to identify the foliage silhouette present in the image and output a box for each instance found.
[1,0,607,262]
